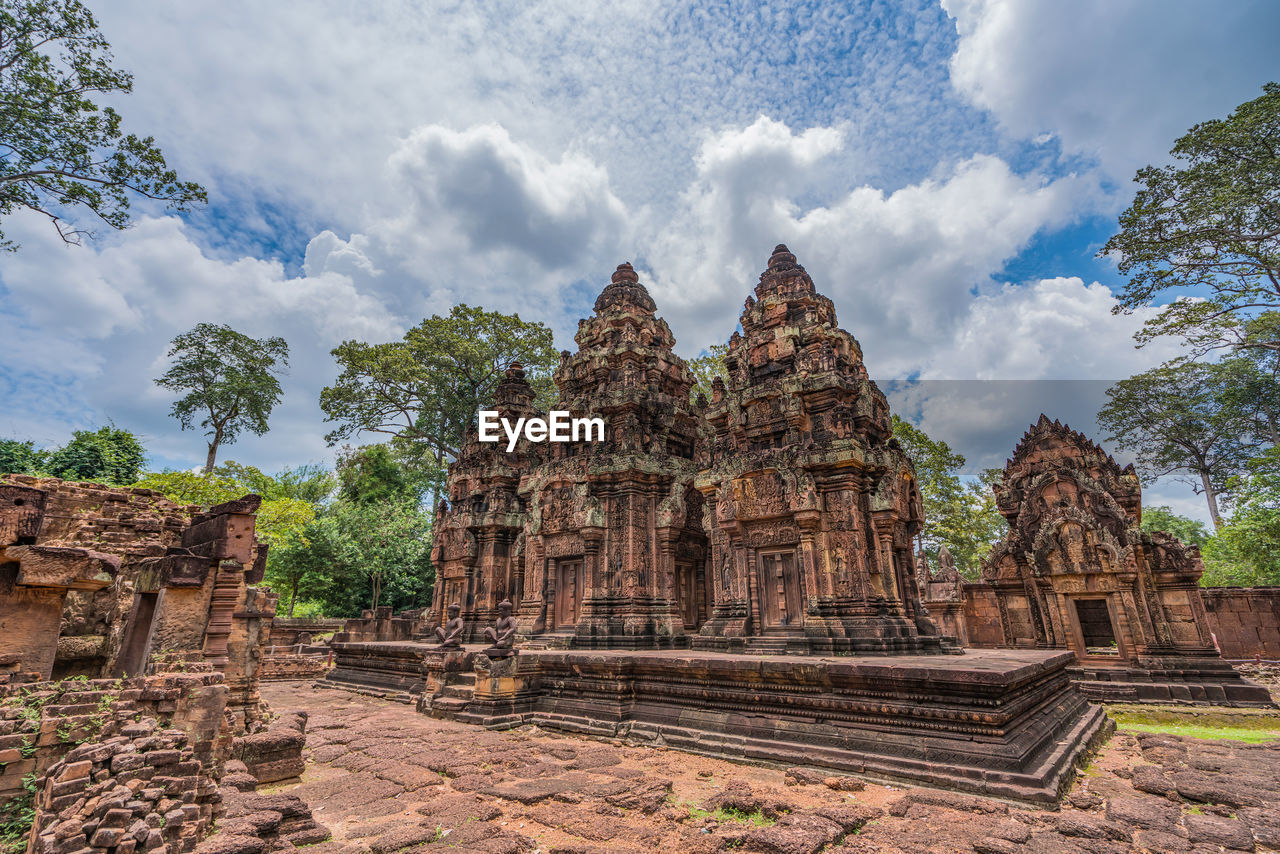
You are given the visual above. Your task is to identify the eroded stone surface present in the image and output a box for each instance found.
[261,681,1280,854]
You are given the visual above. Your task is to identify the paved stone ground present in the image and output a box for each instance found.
[259,681,1280,854]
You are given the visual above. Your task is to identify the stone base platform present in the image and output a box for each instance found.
[426,647,1111,805]
[1069,654,1275,707]
[318,641,474,702]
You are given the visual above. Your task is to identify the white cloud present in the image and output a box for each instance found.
[942,0,1280,179]
[921,276,1182,381]
[647,117,1100,373]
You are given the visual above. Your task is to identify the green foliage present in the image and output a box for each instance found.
[337,444,414,505]
[42,425,145,485]
[155,323,289,471]
[891,417,1005,577]
[0,0,206,249]
[1098,358,1253,528]
[133,460,323,557]
[320,304,558,461]
[687,343,729,403]
[0,439,45,475]
[1201,448,1280,586]
[0,772,37,854]
[1140,505,1211,548]
[269,496,434,618]
[1104,82,1280,356]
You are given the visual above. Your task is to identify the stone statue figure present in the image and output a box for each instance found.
[936,546,960,582]
[483,599,518,659]
[434,603,465,648]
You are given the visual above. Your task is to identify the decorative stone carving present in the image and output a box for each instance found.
[968,415,1272,705]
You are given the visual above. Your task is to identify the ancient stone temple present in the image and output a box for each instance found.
[326,248,1116,804]
[0,476,280,727]
[972,416,1271,705]
[695,245,950,654]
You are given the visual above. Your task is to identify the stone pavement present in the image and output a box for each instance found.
[259,681,1280,854]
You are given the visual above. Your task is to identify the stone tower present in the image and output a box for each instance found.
[514,262,708,647]
[694,245,953,654]
[430,362,542,640]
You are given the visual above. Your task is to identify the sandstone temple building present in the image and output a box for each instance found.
[431,246,952,657]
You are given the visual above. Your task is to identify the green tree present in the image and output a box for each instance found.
[131,463,319,548]
[1098,359,1252,529]
[1200,447,1280,587]
[319,304,557,508]
[337,444,412,506]
[687,343,729,403]
[0,0,205,249]
[891,416,1005,577]
[43,425,144,484]
[0,438,46,474]
[1139,505,1211,548]
[1104,82,1280,355]
[155,323,289,472]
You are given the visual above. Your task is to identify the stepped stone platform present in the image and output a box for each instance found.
[323,640,1110,805]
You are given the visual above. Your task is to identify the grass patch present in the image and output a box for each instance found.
[681,802,775,827]
[1117,722,1280,744]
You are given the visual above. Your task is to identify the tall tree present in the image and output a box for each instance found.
[1104,82,1280,355]
[891,416,1005,576]
[319,304,556,507]
[0,0,205,249]
[155,323,289,471]
[1097,359,1252,528]
[1200,447,1280,587]
[43,425,145,485]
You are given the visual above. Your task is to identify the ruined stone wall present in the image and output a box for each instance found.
[0,673,230,817]
[1,476,196,680]
[952,583,1280,660]
[1201,587,1280,659]
[259,651,331,681]
[267,618,344,647]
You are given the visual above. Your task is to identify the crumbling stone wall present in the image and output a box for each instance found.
[0,673,230,814]
[1201,587,1280,659]
[0,477,279,729]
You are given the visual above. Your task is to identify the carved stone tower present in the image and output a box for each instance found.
[431,362,542,641]
[514,263,708,647]
[694,245,953,654]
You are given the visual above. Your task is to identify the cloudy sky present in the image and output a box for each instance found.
[2,0,1277,522]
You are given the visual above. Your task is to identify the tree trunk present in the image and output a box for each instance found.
[1200,469,1224,530]
[288,578,299,617]
[204,441,218,474]
[371,573,381,611]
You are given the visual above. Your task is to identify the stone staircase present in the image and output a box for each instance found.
[428,672,475,717]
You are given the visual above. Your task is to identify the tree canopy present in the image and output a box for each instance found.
[891,415,1005,577]
[154,323,289,472]
[319,304,556,511]
[0,0,205,249]
[1104,82,1280,355]
[687,343,729,403]
[1098,358,1254,528]
[1,426,146,484]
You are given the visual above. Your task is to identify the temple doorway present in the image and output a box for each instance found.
[113,591,159,677]
[675,561,702,629]
[554,558,583,630]
[1073,598,1119,657]
[760,550,803,631]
